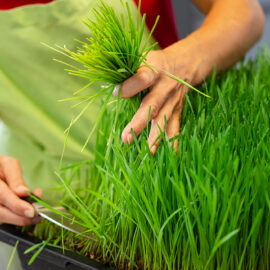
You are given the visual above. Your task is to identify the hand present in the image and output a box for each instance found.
[113,0,265,155]
[113,49,193,155]
[0,155,42,226]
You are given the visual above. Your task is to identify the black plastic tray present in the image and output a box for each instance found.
[0,224,115,270]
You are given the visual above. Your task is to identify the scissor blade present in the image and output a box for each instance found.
[33,203,96,241]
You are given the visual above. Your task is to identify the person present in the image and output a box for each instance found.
[0,0,265,229]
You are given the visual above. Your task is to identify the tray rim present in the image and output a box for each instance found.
[0,223,115,270]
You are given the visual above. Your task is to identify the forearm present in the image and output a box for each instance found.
[164,0,265,85]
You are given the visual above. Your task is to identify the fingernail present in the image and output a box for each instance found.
[24,208,35,218]
[121,132,125,142]
[151,145,157,155]
[127,134,133,144]
[32,216,42,224]
[113,85,119,97]
[16,185,30,194]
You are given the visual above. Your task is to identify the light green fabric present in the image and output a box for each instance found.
[0,1,152,269]
[0,0,145,201]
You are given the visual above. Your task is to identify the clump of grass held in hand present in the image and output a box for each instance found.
[46,0,208,151]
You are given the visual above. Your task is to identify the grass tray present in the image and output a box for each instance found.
[0,224,115,270]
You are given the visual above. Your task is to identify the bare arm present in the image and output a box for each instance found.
[173,0,266,83]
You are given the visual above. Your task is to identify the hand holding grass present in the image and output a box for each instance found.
[114,49,189,155]
[114,0,265,155]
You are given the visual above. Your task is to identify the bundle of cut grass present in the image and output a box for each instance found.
[50,0,206,152]
[49,0,159,151]
[56,0,158,85]
[31,48,270,270]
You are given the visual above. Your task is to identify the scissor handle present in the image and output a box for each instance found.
[21,193,36,204]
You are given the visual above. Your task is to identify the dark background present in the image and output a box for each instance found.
[171,0,270,59]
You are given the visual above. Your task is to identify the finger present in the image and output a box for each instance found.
[0,180,35,218]
[166,110,181,153]
[0,205,41,226]
[0,156,29,196]
[33,188,43,199]
[121,79,175,144]
[113,66,158,98]
[147,91,181,155]
[166,91,186,153]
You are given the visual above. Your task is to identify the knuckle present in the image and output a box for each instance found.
[137,70,154,86]
[163,79,178,92]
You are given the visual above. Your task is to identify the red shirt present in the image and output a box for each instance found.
[0,0,53,9]
[134,0,178,48]
[0,0,178,48]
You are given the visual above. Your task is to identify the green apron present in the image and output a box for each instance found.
[0,0,147,201]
